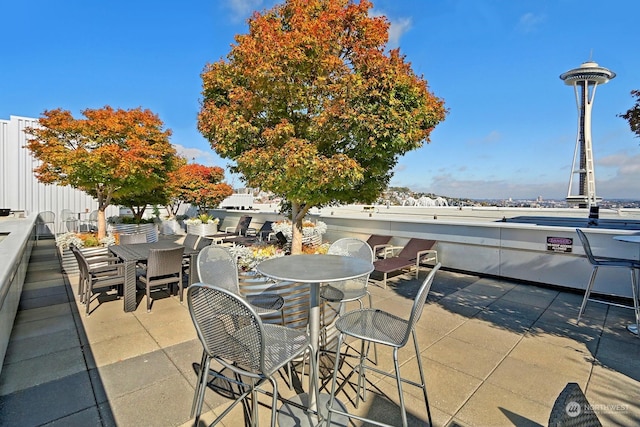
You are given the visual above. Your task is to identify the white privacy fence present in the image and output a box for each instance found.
[0,115,118,233]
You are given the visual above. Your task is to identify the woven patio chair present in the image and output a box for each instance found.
[72,245,125,316]
[548,382,602,426]
[138,246,184,311]
[326,263,441,427]
[187,283,317,426]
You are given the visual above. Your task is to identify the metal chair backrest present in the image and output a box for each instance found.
[37,211,55,225]
[60,209,75,221]
[576,229,597,265]
[146,246,184,278]
[401,263,441,346]
[197,246,240,294]
[119,233,147,245]
[328,238,374,262]
[188,283,266,375]
[88,210,99,221]
[398,238,437,261]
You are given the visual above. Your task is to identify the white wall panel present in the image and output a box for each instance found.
[1,115,118,231]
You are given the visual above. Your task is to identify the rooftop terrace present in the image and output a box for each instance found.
[1,238,640,426]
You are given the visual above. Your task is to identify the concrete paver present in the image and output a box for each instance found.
[1,239,640,426]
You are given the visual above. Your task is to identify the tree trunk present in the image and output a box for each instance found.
[97,209,107,239]
[290,202,309,255]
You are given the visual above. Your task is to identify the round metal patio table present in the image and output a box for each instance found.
[256,254,373,426]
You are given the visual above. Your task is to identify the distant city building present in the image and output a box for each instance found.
[560,60,615,208]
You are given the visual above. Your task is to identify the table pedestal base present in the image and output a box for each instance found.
[278,393,348,427]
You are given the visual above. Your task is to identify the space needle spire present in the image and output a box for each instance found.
[560,60,615,208]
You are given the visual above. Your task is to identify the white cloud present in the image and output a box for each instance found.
[371,9,412,48]
[225,0,264,21]
[517,12,545,33]
[387,17,412,48]
[173,144,217,165]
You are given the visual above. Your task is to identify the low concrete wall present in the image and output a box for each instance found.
[0,214,35,375]
[317,212,640,299]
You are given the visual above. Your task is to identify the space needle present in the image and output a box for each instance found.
[560,60,615,208]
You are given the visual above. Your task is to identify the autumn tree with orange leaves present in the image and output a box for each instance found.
[167,163,233,216]
[198,0,447,254]
[25,106,178,239]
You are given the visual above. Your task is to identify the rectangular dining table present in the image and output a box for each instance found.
[109,241,199,312]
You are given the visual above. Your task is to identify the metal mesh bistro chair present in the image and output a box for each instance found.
[320,238,377,365]
[138,246,185,312]
[59,209,78,233]
[548,382,602,427]
[119,232,148,245]
[576,228,640,336]
[197,246,285,322]
[187,283,318,426]
[35,211,55,245]
[72,245,125,316]
[326,263,441,427]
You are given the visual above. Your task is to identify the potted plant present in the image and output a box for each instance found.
[107,216,159,242]
[185,214,220,236]
[56,232,116,274]
[271,220,327,247]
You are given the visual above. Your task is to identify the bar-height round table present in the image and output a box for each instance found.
[256,254,373,426]
[613,235,640,335]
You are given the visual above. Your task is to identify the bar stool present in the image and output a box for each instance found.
[576,228,640,338]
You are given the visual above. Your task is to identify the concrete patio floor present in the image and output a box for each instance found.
[1,238,640,426]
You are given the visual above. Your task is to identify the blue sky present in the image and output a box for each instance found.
[2,0,639,200]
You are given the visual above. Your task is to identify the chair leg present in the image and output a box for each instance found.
[393,347,408,427]
[631,268,640,339]
[325,333,345,427]
[85,285,91,316]
[577,266,598,324]
[146,284,152,312]
[269,377,279,427]
[192,353,210,422]
[412,329,433,426]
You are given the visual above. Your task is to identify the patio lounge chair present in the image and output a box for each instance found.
[366,234,393,258]
[208,215,253,241]
[371,237,438,288]
[224,220,274,246]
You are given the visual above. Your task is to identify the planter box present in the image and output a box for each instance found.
[187,223,218,237]
[160,219,185,235]
[109,223,158,243]
[58,246,109,274]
